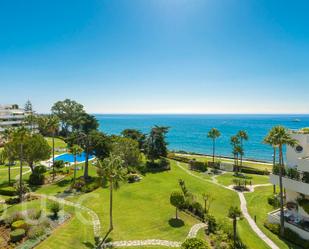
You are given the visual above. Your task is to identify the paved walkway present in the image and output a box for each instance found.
[175,162,279,249]
[100,223,207,248]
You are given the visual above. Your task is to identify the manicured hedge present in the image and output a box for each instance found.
[11,220,28,231]
[10,228,25,242]
[0,186,17,196]
[239,166,269,175]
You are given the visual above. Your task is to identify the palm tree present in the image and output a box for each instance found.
[237,130,248,168]
[230,136,240,172]
[264,131,278,193]
[68,144,83,185]
[233,145,243,173]
[264,126,297,236]
[47,115,60,181]
[11,127,30,201]
[97,153,126,243]
[228,206,242,248]
[207,128,221,164]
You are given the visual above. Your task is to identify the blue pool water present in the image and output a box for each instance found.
[95,114,309,162]
[55,152,95,163]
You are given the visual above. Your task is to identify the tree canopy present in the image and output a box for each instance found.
[145,126,169,162]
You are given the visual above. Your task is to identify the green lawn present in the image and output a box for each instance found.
[0,160,273,249]
[45,137,67,155]
[216,172,270,186]
[177,153,273,172]
[245,186,302,249]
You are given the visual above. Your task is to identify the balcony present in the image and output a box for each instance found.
[298,156,309,172]
[268,209,309,240]
[270,174,309,196]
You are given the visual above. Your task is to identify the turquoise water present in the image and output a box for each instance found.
[95,114,309,162]
[55,152,95,163]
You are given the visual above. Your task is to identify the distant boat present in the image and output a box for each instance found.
[293,119,301,122]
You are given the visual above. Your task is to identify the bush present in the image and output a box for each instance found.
[11,220,28,230]
[127,173,142,183]
[0,186,17,196]
[49,202,61,218]
[4,211,24,226]
[29,173,45,185]
[159,158,171,170]
[192,201,205,219]
[206,214,217,234]
[240,166,269,175]
[29,165,47,185]
[267,195,280,208]
[264,222,280,234]
[5,197,20,205]
[10,228,25,242]
[189,160,207,172]
[27,225,45,239]
[181,238,210,249]
[53,160,65,170]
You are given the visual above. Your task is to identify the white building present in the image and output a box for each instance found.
[0,104,35,145]
[268,128,309,240]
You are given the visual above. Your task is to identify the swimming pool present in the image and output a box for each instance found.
[54,152,95,163]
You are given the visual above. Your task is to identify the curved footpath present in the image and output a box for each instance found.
[175,162,279,249]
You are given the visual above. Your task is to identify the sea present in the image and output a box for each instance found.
[95,114,309,162]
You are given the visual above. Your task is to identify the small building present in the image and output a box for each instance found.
[268,128,309,240]
[0,104,35,145]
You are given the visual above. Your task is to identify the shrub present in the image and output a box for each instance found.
[29,173,45,185]
[127,173,142,183]
[159,158,171,170]
[286,167,300,180]
[206,214,217,234]
[181,238,210,249]
[29,165,47,185]
[53,160,65,170]
[5,197,20,205]
[27,225,45,239]
[267,195,280,208]
[49,202,61,218]
[4,211,24,226]
[27,209,42,220]
[11,220,28,230]
[0,186,17,196]
[10,228,25,242]
[190,160,207,172]
[192,201,205,219]
[302,172,309,183]
[264,221,280,235]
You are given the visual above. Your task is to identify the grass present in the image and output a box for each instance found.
[0,160,273,249]
[216,172,269,186]
[177,153,273,172]
[245,185,302,249]
[45,137,67,155]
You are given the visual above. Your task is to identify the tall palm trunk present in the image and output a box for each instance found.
[73,155,77,185]
[273,147,276,193]
[109,177,114,231]
[212,138,215,164]
[240,139,243,168]
[278,145,285,236]
[19,143,23,201]
[233,218,237,248]
[84,149,89,179]
[52,132,55,181]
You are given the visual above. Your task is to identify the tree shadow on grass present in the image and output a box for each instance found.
[168,218,184,228]
[82,241,95,248]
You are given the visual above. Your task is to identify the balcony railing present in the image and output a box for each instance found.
[268,209,309,239]
[272,165,309,184]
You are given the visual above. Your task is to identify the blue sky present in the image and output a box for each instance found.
[0,0,309,114]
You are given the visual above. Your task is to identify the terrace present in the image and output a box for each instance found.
[268,209,309,239]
